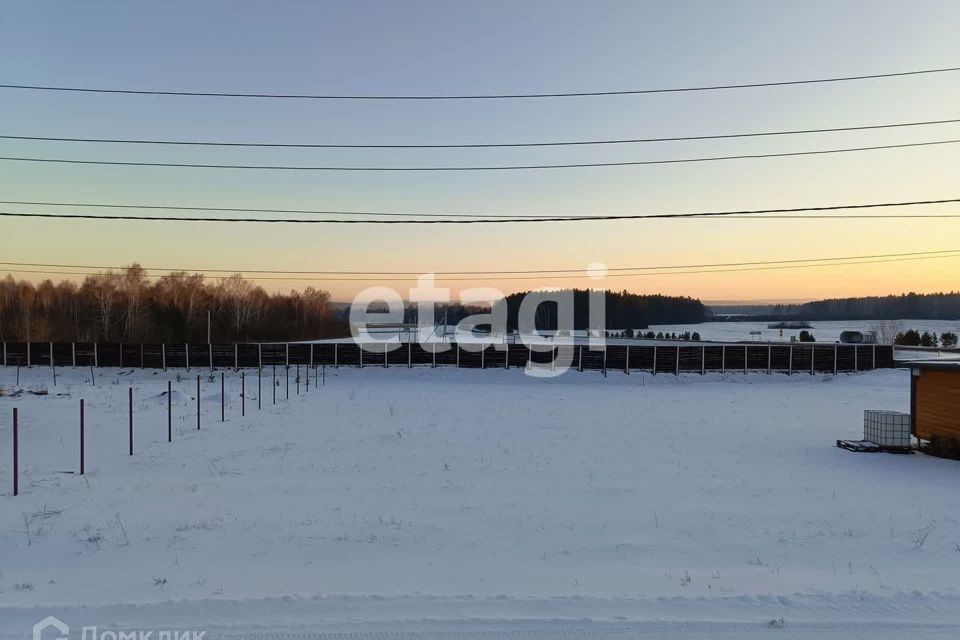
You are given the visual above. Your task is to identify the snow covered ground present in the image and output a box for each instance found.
[2,365,959,638]
[649,319,960,344]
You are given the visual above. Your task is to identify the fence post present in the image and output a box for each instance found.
[384,345,388,369]
[12,407,18,496]
[481,345,485,369]
[272,365,276,405]
[359,345,363,368]
[854,345,859,372]
[625,346,630,374]
[285,343,289,367]
[167,380,172,442]
[258,366,262,410]
[242,371,245,417]
[457,343,460,368]
[94,342,98,368]
[603,346,608,376]
[744,345,748,374]
[221,371,225,422]
[408,342,412,368]
[258,343,262,369]
[186,343,190,371]
[767,345,772,374]
[701,345,705,375]
[72,342,76,367]
[296,365,301,394]
[811,346,815,375]
[306,362,310,392]
[27,341,30,367]
[49,342,53,372]
[197,375,201,430]
[80,399,85,474]
[833,345,838,375]
[721,345,726,373]
[209,343,212,372]
[505,342,510,370]
[162,343,167,371]
[788,345,793,375]
[310,344,314,369]
[432,342,436,368]
[652,345,657,375]
[872,344,876,369]
[128,387,134,455]
[286,365,289,400]
[334,343,339,368]
[235,344,239,372]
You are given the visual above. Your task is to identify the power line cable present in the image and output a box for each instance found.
[2,249,959,276]
[5,117,960,149]
[2,138,958,171]
[3,253,959,281]
[0,197,959,224]
[2,66,958,100]
[2,250,958,281]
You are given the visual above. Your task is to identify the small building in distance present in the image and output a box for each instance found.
[909,362,960,450]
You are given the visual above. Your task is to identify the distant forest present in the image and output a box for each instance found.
[390,290,707,331]
[498,289,706,330]
[718,292,960,321]
[0,267,348,343]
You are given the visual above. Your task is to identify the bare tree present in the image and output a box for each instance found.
[872,319,902,345]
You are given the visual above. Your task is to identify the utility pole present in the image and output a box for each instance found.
[207,310,212,344]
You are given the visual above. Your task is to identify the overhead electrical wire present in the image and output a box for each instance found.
[1,138,959,172]
[2,249,959,277]
[1,65,957,100]
[0,197,959,224]
[2,253,959,281]
[4,117,960,149]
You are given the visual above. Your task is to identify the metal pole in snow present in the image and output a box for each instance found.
[221,371,225,422]
[167,380,172,442]
[272,365,276,405]
[258,366,262,410]
[242,371,245,417]
[296,364,300,395]
[286,365,289,400]
[197,375,201,430]
[80,399,85,475]
[128,387,134,456]
[12,408,18,496]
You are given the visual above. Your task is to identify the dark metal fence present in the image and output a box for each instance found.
[0,341,894,374]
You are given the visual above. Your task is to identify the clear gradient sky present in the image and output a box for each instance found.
[2,1,960,303]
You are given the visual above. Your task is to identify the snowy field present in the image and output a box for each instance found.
[649,319,960,344]
[2,365,960,638]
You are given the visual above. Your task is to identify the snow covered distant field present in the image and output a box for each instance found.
[1,366,959,638]
[650,319,960,344]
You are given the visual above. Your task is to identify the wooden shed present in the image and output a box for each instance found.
[909,362,960,442]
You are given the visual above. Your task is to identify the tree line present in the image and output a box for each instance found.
[0,266,348,343]
[746,292,960,321]
[500,289,706,330]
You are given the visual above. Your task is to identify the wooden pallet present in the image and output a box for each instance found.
[836,439,913,454]
[836,439,881,453]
